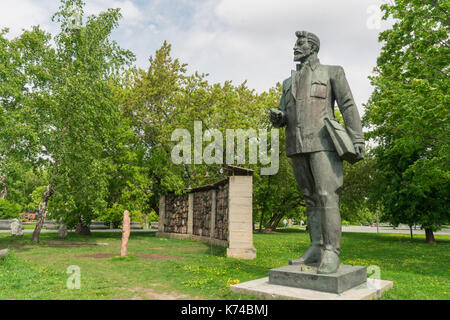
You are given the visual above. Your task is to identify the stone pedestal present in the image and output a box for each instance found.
[230,277,393,300]
[226,175,256,259]
[269,264,366,294]
[227,247,257,259]
[230,263,393,300]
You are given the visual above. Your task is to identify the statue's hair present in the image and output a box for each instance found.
[295,31,320,53]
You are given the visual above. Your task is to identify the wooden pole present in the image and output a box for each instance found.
[121,210,130,257]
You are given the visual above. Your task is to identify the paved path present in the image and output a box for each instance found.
[341,226,450,235]
[295,225,450,235]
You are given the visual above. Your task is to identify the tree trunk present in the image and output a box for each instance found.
[409,225,413,239]
[31,184,54,243]
[0,186,7,199]
[258,176,270,233]
[265,213,283,232]
[425,228,435,244]
[76,223,91,236]
[258,210,265,233]
[271,214,284,231]
[0,177,7,199]
[264,214,277,232]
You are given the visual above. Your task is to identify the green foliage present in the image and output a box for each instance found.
[0,198,20,219]
[0,250,67,299]
[98,204,142,227]
[349,208,376,225]
[363,0,450,235]
[148,211,159,222]
[339,154,376,221]
[0,0,139,230]
[45,0,135,227]
[27,186,47,212]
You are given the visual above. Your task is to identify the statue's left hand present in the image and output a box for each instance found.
[269,108,283,124]
[354,143,365,160]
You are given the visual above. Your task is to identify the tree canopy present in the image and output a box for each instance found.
[363,0,449,242]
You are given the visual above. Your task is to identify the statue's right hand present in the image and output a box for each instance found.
[269,109,282,123]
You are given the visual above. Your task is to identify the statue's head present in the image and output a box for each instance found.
[293,30,320,62]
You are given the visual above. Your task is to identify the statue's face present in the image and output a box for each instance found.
[293,37,313,62]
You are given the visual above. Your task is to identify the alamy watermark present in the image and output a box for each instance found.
[67,5,82,30]
[66,265,81,290]
[367,265,383,294]
[171,121,279,175]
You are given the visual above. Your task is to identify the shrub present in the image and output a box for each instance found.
[0,199,20,219]
[148,211,159,222]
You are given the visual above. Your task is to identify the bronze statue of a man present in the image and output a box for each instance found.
[269,31,365,274]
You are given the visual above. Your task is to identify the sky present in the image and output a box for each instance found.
[0,0,393,116]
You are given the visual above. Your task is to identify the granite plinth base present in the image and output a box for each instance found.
[230,277,393,300]
[269,264,367,294]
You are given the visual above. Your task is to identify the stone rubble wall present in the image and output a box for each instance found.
[157,174,255,259]
[164,193,189,234]
[158,179,229,244]
[193,190,212,237]
[214,183,229,241]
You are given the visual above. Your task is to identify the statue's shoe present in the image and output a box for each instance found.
[317,250,339,274]
[289,245,321,265]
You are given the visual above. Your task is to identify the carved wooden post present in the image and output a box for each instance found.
[121,210,130,257]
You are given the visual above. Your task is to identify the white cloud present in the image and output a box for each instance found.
[152,0,393,116]
[85,0,144,26]
[0,0,54,37]
[0,0,393,116]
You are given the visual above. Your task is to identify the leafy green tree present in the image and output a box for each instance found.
[251,85,304,232]
[126,43,304,231]
[339,154,377,224]
[0,199,20,219]
[27,186,48,212]
[38,0,135,238]
[364,0,449,243]
[0,0,136,241]
[0,24,52,215]
[100,108,152,227]
[122,42,193,211]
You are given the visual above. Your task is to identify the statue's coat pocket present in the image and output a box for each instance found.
[310,81,328,99]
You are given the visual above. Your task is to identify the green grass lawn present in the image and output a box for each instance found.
[0,229,448,300]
